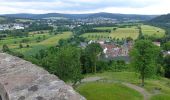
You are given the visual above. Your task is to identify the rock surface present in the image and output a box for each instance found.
[0,53,85,100]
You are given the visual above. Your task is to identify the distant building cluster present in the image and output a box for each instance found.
[0,23,26,31]
[99,40,133,58]
[74,17,117,25]
[80,40,133,59]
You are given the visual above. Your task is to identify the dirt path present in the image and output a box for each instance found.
[82,77,152,100]
[81,76,102,82]
[122,83,151,100]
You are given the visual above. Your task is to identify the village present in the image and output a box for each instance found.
[0,23,26,31]
[80,39,133,61]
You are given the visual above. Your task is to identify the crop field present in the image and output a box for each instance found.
[109,27,139,40]
[81,32,110,40]
[81,26,139,40]
[141,25,165,38]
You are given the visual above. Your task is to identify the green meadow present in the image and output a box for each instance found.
[0,31,73,57]
[141,25,165,38]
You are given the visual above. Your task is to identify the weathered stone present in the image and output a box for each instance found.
[0,53,86,100]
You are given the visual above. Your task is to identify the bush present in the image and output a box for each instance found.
[2,44,10,52]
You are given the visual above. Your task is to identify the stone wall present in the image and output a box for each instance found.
[0,53,85,100]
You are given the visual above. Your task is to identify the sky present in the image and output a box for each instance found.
[0,0,170,15]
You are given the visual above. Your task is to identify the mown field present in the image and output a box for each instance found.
[110,27,139,40]
[81,26,139,40]
[76,82,143,100]
[141,25,165,38]
[76,72,170,100]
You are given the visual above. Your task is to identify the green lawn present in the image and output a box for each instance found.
[151,94,170,100]
[141,25,165,38]
[83,71,170,100]
[76,82,143,100]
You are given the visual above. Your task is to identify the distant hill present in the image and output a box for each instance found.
[2,12,157,21]
[0,16,16,24]
[150,14,170,23]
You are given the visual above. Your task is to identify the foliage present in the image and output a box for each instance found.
[109,60,127,72]
[40,46,83,84]
[162,41,170,51]
[84,43,103,73]
[163,55,170,78]
[2,44,10,52]
[27,23,53,32]
[130,40,160,86]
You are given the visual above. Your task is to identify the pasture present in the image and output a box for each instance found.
[141,25,165,38]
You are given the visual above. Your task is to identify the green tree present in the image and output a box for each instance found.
[44,46,83,85]
[85,43,103,73]
[130,40,160,86]
[162,41,170,51]
[19,43,23,48]
[2,44,10,52]
[163,55,170,78]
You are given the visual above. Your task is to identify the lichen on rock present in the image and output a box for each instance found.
[0,53,85,100]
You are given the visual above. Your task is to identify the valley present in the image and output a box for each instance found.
[0,12,170,100]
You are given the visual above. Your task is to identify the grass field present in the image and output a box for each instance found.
[150,94,170,100]
[39,31,72,46]
[109,27,139,40]
[76,82,143,100]
[78,71,170,100]
[13,31,72,57]
[81,26,139,40]
[141,25,165,38]
[0,31,73,57]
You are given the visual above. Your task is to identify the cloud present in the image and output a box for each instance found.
[0,0,169,14]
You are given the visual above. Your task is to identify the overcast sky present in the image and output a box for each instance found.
[0,0,170,15]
